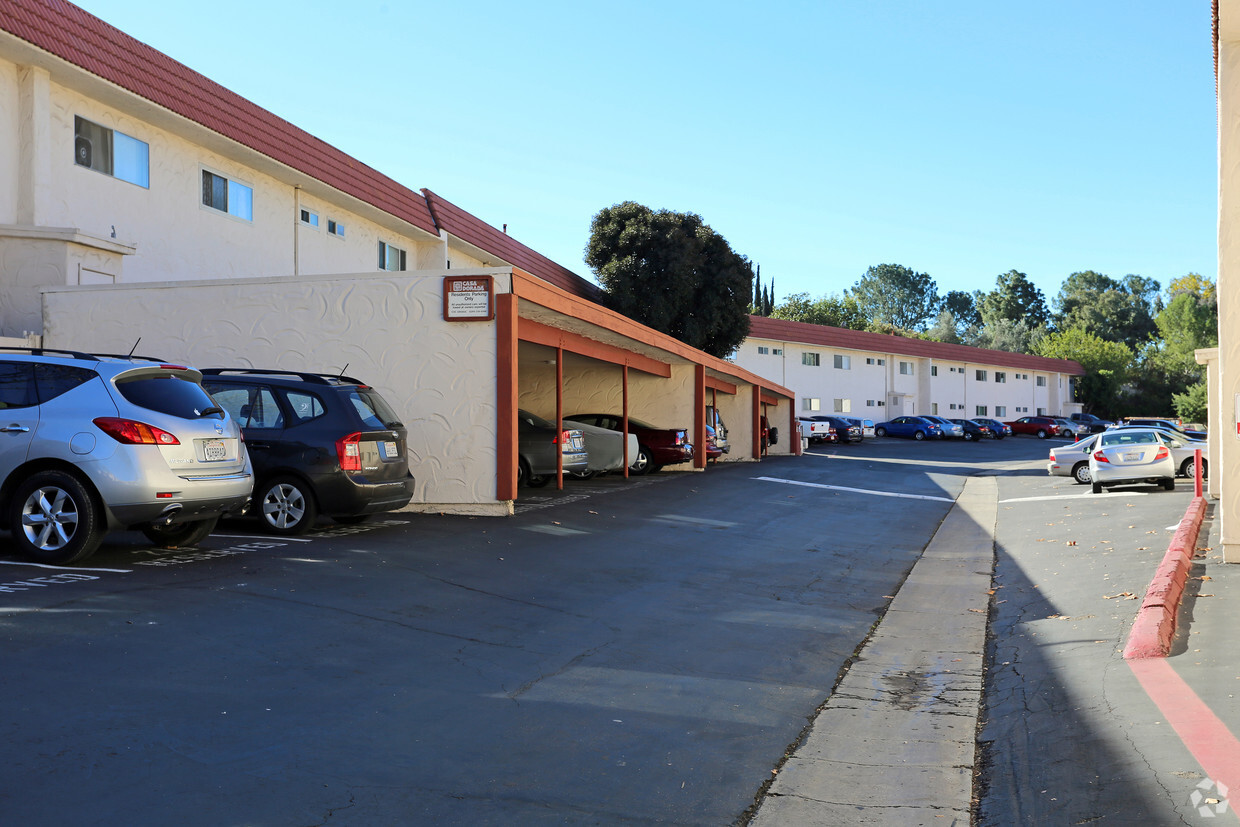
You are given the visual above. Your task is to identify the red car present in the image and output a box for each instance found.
[566,413,693,475]
[1005,416,1062,439]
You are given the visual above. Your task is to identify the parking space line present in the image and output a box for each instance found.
[998,492,1151,503]
[754,476,954,503]
[0,560,132,573]
[652,515,738,528]
[214,534,313,542]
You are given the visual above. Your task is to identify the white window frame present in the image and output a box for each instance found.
[833,354,851,370]
[995,406,1007,417]
[379,240,407,272]
[833,398,851,413]
[1036,375,1047,387]
[327,218,346,238]
[300,208,319,228]
[995,371,1007,384]
[201,167,253,221]
[976,369,987,381]
[899,361,913,376]
[802,397,821,412]
[74,116,150,188]
[802,352,820,367]
[757,346,770,355]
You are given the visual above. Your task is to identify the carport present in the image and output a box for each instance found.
[40,267,796,515]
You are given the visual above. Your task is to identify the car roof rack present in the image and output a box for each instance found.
[0,347,173,363]
[200,367,367,386]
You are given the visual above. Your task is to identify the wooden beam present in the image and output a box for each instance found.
[518,317,671,378]
[496,293,518,501]
[704,375,738,395]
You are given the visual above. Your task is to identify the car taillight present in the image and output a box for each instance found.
[336,432,362,471]
[1093,450,1110,463]
[93,417,180,445]
[1155,447,1169,460]
[554,430,571,444]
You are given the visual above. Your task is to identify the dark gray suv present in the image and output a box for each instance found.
[201,369,415,534]
[0,349,253,563]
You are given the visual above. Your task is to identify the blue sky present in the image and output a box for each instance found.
[74,0,1217,308]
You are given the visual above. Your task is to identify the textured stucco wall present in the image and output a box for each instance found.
[1217,7,1240,561]
[42,270,505,511]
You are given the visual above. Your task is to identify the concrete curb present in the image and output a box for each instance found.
[1123,496,1208,659]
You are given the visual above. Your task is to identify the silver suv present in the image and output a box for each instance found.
[0,349,253,564]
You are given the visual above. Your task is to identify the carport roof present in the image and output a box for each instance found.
[514,271,795,399]
[748,315,1085,375]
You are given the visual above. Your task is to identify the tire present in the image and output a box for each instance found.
[1179,458,1208,479]
[567,469,596,480]
[1092,481,1103,494]
[141,516,218,548]
[1036,430,1048,439]
[875,427,887,437]
[257,476,318,535]
[629,446,653,476]
[913,430,925,441]
[963,431,975,441]
[10,470,105,564]
[1162,478,1176,491]
[1072,462,1091,484]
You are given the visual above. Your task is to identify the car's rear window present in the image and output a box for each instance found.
[348,389,401,429]
[116,373,219,418]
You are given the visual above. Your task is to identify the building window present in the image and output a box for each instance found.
[802,353,820,367]
[976,405,988,416]
[931,365,938,376]
[802,398,821,412]
[833,398,851,413]
[201,170,253,220]
[74,116,149,188]
[328,219,345,237]
[757,346,769,355]
[976,369,987,381]
[931,403,939,414]
[995,372,1006,384]
[379,241,406,271]
[1036,375,1047,387]
[1037,407,1047,416]
[300,209,319,228]
[772,348,783,356]
[995,406,1007,417]
[833,354,850,369]
[899,361,913,375]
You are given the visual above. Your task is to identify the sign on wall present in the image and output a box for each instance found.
[443,275,495,322]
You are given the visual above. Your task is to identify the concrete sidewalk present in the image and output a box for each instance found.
[751,476,996,826]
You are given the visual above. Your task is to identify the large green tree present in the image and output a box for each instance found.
[963,317,1048,354]
[1034,325,1133,416]
[1052,271,1159,350]
[770,291,868,329]
[974,269,1049,327]
[942,290,981,328]
[847,264,940,331]
[585,202,752,357]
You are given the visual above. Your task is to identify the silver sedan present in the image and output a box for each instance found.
[1088,430,1177,494]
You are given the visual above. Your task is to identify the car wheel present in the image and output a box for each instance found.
[629,446,653,476]
[1162,478,1176,491]
[1072,462,1091,484]
[141,516,218,548]
[913,430,925,441]
[10,470,105,564]
[874,427,886,437]
[1179,457,1207,479]
[1092,481,1103,494]
[567,469,596,480]
[1036,430,1048,439]
[258,476,318,535]
[963,431,975,441]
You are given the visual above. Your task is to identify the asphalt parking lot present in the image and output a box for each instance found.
[0,433,1196,825]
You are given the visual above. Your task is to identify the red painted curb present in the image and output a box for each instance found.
[1123,497,1207,659]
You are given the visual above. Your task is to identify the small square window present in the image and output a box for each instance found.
[328,219,345,237]
[833,354,850,369]
[976,405,988,416]
[995,372,1007,384]
[757,346,769,355]
[772,348,783,356]
[379,241,407,272]
[1036,376,1047,387]
[976,369,987,381]
[202,169,252,220]
[995,406,1007,417]
[833,398,850,413]
[300,209,319,227]
[802,352,820,367]
[899,361,913,375]
[802,397,821,411]
[931,365,938,377]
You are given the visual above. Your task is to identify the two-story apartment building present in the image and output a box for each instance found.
[736,316,1083,422]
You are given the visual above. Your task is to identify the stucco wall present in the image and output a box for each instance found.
[41,269,507,512]
[1218,5,1240,561]
[0,58,18,221]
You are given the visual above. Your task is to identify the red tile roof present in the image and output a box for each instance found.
[747,315,1084,374]
[1,0,438,237]
[423,189,602,301]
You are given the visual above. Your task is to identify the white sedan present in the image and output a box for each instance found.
[1088,430,1177,494]
[1051,429,1207,484]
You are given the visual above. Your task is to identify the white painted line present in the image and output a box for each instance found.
[999,492,1150,503]
[522,525,589,536]
[213,534,313,543]
[653,515,738,528]
[0,560,132,573]
[753,476,954,503]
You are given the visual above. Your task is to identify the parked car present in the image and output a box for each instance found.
[0,349,253,563]
[843,417,876,438]
[704,424,724,461]
[972,418,1010,439]
[922,415,964,439]
[511,410,589,487]
[706,406,730,453]
[201,369,415,533]
[1069,412,1113,433]
[1105,426,1208,478]
[562,419,639,478]
[1047,435,1102,484]
[822,416,863,443]
[949,418,991,441]
[1088,430,1177,494]
[798,417,835,444]
[1120,417,1207,440]
[874,416,943,440]
[565,413,692,475]
[1005,416,1062,439]
[1054,418,1091,439]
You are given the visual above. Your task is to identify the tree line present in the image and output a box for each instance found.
[755,264,1217,421]
[582,202,1216,422]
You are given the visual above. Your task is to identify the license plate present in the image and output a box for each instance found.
[1123,452,1142,462]
[380,441,398,458]
[203,439,227,461]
